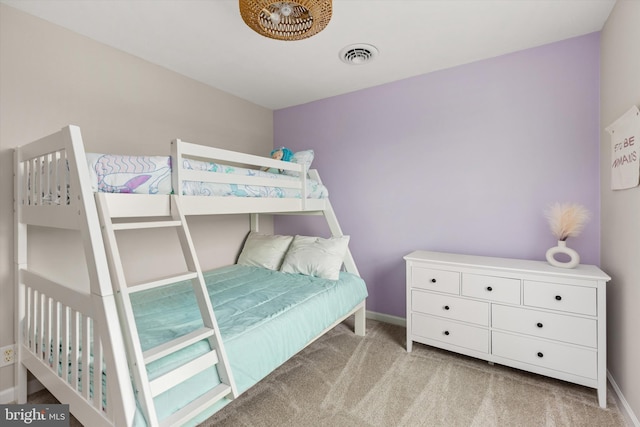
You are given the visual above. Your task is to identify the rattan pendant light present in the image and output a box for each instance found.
[239,1,332,41]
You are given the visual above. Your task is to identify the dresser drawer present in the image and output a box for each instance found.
[492,331,596,379]
[524,281,596,316]
[412,313,489,353]
[462,273,520,304]
[411,267,460,294]
[492,304,597,347]
[412,290,489,326]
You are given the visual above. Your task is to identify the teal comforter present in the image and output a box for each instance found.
[129,264,368,425]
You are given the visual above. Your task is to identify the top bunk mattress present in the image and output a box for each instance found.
[86,153,328,199]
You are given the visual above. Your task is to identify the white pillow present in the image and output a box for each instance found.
[283,150,314,177]
[237,232,293,271]
[280,235,350,280]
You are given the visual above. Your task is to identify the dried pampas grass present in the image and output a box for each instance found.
[545,203,591,241]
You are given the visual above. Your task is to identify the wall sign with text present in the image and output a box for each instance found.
[606,105,640,190]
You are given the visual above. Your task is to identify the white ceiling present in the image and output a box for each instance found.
[2,0,616,110]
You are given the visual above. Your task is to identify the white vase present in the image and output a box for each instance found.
[546,240,580,269]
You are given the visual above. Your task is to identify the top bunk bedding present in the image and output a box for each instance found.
[86,153,328,199]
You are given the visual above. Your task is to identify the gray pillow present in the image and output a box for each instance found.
[280,235,350,280]
[237,232,293,270]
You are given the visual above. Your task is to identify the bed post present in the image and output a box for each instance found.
[65,126,137,425]
[307,170,359,276]
[171,139,182,198]
[307,170,365,336]
[354,304,366,337]
[322,199,359,276]
[250,213,259,232]
[14,148,28,404]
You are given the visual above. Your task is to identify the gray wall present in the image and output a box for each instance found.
[0,4,273,396]
[600,0,640,422]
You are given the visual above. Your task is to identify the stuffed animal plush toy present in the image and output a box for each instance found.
[270,147,293,162]
[265,147,293,173]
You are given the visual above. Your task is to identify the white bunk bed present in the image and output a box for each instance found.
[13,125,367,427]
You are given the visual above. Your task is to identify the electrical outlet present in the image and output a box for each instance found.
[0,344,16,367]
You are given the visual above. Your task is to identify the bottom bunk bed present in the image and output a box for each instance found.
[14,125,367,427]
[133,264,367,425]
[19,261,366,426]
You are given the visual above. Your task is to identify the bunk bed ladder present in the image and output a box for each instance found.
[96,194,236,427]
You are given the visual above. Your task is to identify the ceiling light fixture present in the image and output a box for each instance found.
[239,1,332,41]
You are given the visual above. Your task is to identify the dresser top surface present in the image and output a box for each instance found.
[404,250,610,281]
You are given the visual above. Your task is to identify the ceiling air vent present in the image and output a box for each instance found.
[339,44,379,65]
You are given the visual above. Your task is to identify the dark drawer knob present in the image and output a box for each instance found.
[537,352,544,358]
[444,305,450,310]
[486,286,493,291]
[431,278,437,283]
[444,331,450,336]
[536,322,543,328]
[555,295,562,301]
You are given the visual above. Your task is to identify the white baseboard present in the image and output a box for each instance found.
[366,310,406,327]
[608,371,640,427]
[0,386,15,404]
[0,378,44,404]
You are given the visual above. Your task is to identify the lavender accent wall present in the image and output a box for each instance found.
[274,33,601,318]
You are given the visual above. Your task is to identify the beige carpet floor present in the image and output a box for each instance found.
[30,319,626,426]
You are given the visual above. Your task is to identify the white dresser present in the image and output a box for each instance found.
[405,250,610,408]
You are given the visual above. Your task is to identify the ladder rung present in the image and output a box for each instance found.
[159,383,232,427]
[143,327,215,364]
[128,272,198,294]
[149,350,220,397]
[112,220,182,230]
